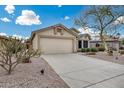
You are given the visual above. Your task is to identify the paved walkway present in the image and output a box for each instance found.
[41,54,124,88]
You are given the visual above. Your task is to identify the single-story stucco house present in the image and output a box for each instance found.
[31,24,78,54]
[30,24,120,54]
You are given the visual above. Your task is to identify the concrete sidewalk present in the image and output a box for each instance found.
[41,54,124,88]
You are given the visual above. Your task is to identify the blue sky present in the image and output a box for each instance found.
[0,5,124,39]
[0,5,86,38]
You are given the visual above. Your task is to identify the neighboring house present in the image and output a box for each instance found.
[90,40,120,50]
[90,35,120,50]
[0,35,8,40]
[31,24,120,54]
[0,36,8,48]
[31,24,78,54]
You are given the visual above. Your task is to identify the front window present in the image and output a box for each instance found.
[78,40,82,48]
[83,41,88,48]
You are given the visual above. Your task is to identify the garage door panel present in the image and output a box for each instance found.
[40,38,73,54]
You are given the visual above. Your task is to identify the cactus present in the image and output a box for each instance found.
[0,37,41,74]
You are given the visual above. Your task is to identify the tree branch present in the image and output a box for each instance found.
[0,64,8,72]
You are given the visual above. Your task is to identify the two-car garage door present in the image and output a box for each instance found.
[40,38,73,54]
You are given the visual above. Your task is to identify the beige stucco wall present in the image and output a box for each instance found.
[32,28,77,54]
[90,42,96,48]
[32,34,38,50]
[37,28,75,38]
[90,41,120,50]
[79,36,89,41]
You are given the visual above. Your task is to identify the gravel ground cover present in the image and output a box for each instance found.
[0,58,69,88]
[86,52,124,65]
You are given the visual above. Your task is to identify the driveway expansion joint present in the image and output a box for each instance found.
[83,73,124,88]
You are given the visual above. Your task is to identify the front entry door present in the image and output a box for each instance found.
[83,41,88,48]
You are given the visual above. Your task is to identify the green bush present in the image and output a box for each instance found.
[85,48,90,52]
[98,47,105,51]
[81,48,98,52]
[12,46,22,54]
[81,48,86,52]
[81,48,90,52]
[91,48,98,52]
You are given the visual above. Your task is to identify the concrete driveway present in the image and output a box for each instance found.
[41,54,124,88]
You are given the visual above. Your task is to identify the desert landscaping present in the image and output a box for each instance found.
[0,5,124,88]
[0,58,68,88]
[86,52,124,65]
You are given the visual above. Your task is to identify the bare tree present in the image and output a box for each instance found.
[75,5,124,51]
[0,37,41,74]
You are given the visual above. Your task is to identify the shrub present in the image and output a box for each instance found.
[98,47,105,51]
[85,48,90,52]
[22,48,41,63]
[0,37,41,74]
[81,48,86,52]
[91,48,98,52]
[81,48,98,53]
[12,45,22,54]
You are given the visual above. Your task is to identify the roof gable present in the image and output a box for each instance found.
[70,28,80,34]
[78,34,91,40]
[31,24,78,41]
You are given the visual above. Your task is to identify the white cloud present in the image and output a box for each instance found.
[0,17,11,22]
[12,34,29,40]
[0,32,7,36]
[5,5,15,14]
[12,34,22,39]
[120,34,124,38]
[58,5,62,7]
[78,27,94,35]
[113,16,124,25]
[16,10,41,26]
[78,27,100,40]
[0,32,29,40]
[25,37,29,40]
[64,16,70,20]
